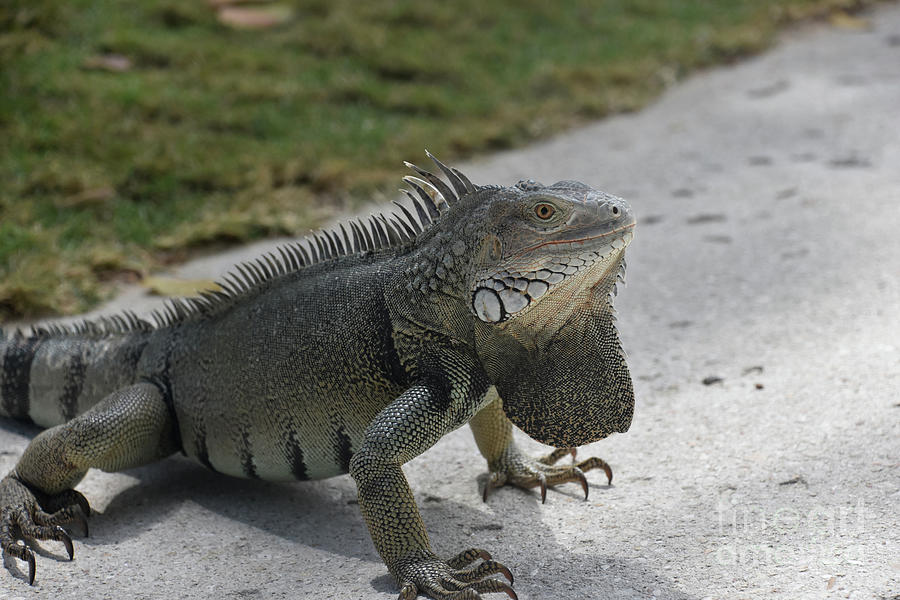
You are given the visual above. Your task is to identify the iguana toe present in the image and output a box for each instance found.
[446,547,492,569]
[452,558,514,585]
[536,447,577,465]
[43,488,92,519]
[0,534,36,585]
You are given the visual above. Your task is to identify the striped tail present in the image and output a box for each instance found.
[0,321,153,429]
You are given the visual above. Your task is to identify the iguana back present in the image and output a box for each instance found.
[160,255,409,480]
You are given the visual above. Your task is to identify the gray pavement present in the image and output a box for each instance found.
[2,5,899,599]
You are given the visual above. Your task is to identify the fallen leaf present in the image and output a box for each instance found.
[829,12,871,31]
[143,277,221,298]
[83,54,132,72]
[207,0,270,6]
[57,187,116,208]
[217,5,293,30]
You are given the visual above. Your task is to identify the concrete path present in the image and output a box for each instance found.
[3,5,899,599]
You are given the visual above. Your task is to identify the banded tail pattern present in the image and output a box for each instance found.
[0,320,153,428]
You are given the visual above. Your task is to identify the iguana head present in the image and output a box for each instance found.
[466,178,634,326]
[395,155,636,447]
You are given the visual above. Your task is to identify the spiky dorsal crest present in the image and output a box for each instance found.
[5,154,477,339]
[149,152,474,328]
[8,310,154,340]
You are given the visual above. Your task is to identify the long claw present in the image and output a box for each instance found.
[73,492,91,518]
[57,526,74,560]
[539,474,547,504]
[574,467,589,500]
[454,559,514,586]
[26,548,35,586]
[497,563,514,585]
[469,579,518,599]
[578,456,613,485]
[602,462,613,485]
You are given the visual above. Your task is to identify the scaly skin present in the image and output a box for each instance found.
[0,154,636,599]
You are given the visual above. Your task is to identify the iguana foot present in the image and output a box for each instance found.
[0,474,90,585]
[395,548,517,600]
[482,447,612,503]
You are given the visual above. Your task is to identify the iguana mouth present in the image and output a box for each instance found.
[512,222,636,258]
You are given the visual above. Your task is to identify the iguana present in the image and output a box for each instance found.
[0,154,636,599]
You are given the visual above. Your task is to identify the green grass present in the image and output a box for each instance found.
[0,0,882,320]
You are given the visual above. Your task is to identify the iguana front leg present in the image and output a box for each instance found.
[349,352,516,600]
[470,389,612,503]
[0,382,179,584]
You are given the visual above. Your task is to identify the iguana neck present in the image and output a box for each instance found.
[383,210,492,347]
[480,253,625,353]
[383,243,478,349]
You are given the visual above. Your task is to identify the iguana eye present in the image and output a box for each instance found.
[534,203,556,220]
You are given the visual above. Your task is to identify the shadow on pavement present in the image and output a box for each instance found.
[62,449,695,599]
